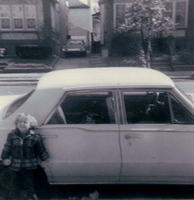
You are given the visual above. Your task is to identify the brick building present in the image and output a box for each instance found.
[0,0,69,57]
[99,0,194,56]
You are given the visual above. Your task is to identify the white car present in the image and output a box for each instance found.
[1,67,194,185]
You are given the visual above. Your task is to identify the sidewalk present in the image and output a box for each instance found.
[97,55,194,80]
[1,54,194,80]
[0,55,59,73]
[158,70,194,80]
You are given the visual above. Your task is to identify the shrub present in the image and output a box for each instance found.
[177,50,194,64]
[111,31,141,57]
[152,37,169,55]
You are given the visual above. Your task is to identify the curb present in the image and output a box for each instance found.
[169,75,192,79]
[0,78,39,82]
[0,82,37,86]
[3,68,51,73]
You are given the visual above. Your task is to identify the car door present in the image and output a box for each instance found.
[39,89,121,184]
[119,89,194,184]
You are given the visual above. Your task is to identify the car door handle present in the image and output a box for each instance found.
[124,134,141,140]
[42,134,58,138]
[163,129,175,132]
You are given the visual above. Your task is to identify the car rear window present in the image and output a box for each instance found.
[67,40,84,46]
[4,89,35,119]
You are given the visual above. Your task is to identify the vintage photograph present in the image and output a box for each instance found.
[0,0,194,200]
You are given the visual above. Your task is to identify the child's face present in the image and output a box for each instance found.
[16,118,30,133]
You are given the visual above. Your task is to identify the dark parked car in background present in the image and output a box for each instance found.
[61,39,87,57]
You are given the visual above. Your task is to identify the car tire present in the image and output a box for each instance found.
[65,53,70,58]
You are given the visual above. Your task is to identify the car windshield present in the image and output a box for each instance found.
[67,40,83,47]
[175,84,194,104]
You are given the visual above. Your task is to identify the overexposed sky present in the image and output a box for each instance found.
[80,0,99,13]
[80,0,98,4]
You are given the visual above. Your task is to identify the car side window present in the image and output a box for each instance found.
[47,106,66,124]
[170,96,194,124]
[47,92,116,124]
[123,91,171,124]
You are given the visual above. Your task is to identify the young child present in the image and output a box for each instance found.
[1,113,49,200]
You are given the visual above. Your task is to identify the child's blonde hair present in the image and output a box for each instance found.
[15,113,38,129]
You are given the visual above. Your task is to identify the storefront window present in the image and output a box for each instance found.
[12,5,24,29]
[175,1,186,27]
[0,4,37,30]
[25,5,36,29]
[164,0,188,28]
[27,19,36,29]
[164,2,173,19]
[14,19,23,29]
[0,5,11,29]
[1,18,10,29]
[115,4,125,28]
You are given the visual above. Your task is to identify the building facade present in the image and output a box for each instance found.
[99,0,194,56]
[0,0,68,57]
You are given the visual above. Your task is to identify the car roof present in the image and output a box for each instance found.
[37,67,175,90]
